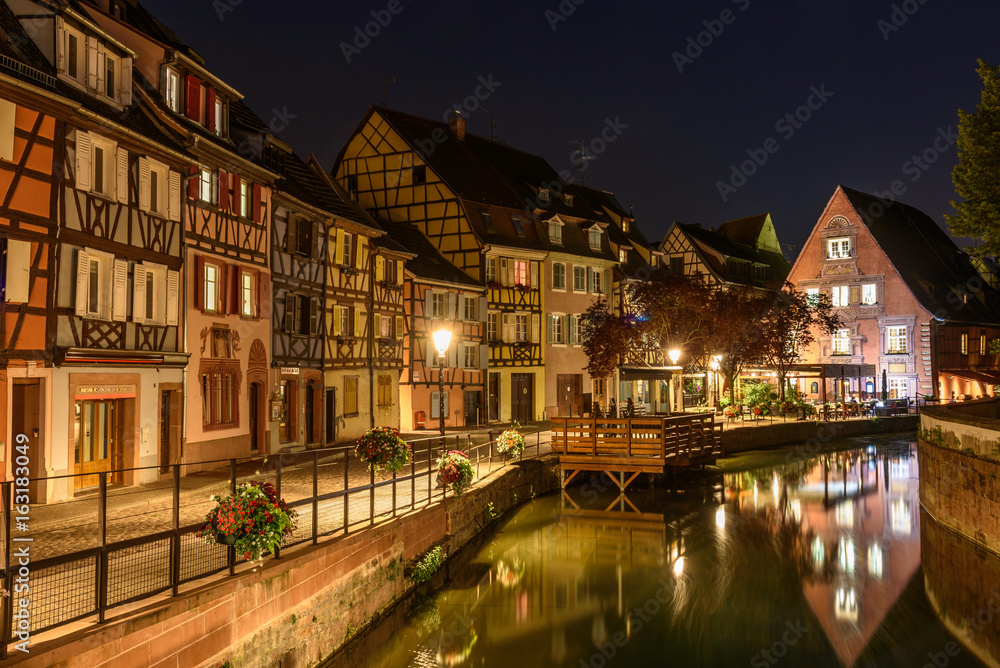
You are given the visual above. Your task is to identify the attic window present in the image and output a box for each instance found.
[511,215,525,237]
[619,249,628,263]
[548,219,563,245]
[347,175,358,200]
[111,1,126,19]
[564,194,574,206]
[623,219,630,233]
[588,228,601,249]
[827,238,851,260]
[481,211,496,233]
[538,188,550,203]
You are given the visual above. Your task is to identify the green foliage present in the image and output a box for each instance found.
[291,614,297,624]
[990,339,1000,355]
[946,60,1000,255]
[436,451,475,496]
[870,416,883,432]
[355,427,412,474]
[195,481,297,562]
[579,300,634,380]
[385,556,402,581]
[483,502,497,523]
[411,546,446,584]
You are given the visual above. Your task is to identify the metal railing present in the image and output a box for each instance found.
[0,428,551,658]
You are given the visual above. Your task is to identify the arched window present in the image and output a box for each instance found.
[810,382,819,394]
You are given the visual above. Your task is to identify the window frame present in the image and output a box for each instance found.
[513,260,529,287]
[832,285,849,308]
[573,266,586,292]
[887,326,907,354]
[552,262,566,290]
[487,312,499,342]
[861,284,876,305]
[240,269,256,318]
[199,168,217,204]
[89,135,118,200]
[464,345,478,369]
[588,227,601,250]
[549,219,563,244]
[377,374,392,406]
[832,329,850,355]
[164,67,180,112]
[827,238,852,260]
[344,376,359,415]
[515,314,528,342]
[806,288,819,307]
[202,260,222,314]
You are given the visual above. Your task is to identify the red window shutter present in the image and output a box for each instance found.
[232,175,242,214]
[259,271,270,320]
[218,170,230,211]
[228,264,240,315]
[194,255,204,310]
[252,184,262,223]
[217,263,227,314]
[188,165,199,199]
[206,89,216,133]
[185,75,201,121]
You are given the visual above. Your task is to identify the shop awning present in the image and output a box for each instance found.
[619,366,676,382]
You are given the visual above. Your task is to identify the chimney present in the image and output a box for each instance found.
[448,110,466,141]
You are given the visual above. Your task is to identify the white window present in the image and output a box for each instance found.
[591,268,606,294]
[589,227,601,249]
[832,285,849,308]
[339,231,353,266]
[75,132,126,201]
[431,292,446,318]
[200,168,216,204]
[549,219,562,244]
[214,98,225,137]
[463,295,478,321]
[164,68,180,112]
[63,26,85,85]
[464,345,478,368]
[862,284,876,305]
[827,238,851,259]
[549,314,565,344]
[132,262,178,326]
[573,266,586,292]
[485,257,497,283]
[619,248,628,263]
[203,262,220,313]
[339,306,352,337]
[887,326,907,354]
[138,157,181,221]
[806,288,819,307]
[552,263,566,290]
[538,188,550,203]
[515,314,528,342]
[487,312,498,341]
[575,315,584,344]
[75,248,125,321]
[241,271,254,318]
[240,180,251,218]
[888,377,908,399]
[832,329,849,355]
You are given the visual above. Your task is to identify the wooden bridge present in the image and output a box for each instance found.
[551,414,723,491]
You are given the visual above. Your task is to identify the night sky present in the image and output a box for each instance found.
[142,0,1000,258]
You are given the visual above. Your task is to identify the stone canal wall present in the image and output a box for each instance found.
[921,399,1000,456]
[721,414,918,454]
[17,457,559,668]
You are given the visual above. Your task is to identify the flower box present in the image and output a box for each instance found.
[437,450,475,497]
[356,427,412,475]
[196,481,297,562]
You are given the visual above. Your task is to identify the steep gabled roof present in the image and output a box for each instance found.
[717,213,769,248]
[840,185,1000,323]
[377,218,480,287]
[670,222,790,286]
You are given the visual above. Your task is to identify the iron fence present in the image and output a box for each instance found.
[0,428,551,658]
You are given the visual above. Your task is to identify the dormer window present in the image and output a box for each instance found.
[827,238,851,259]
[548,219,563,244]
[164,68,180,112]
[511,215,525,237]
[623,219,630,233]
[619,248,628,263]
[538,188,550,203]
[481,210,496,233]
[564,194,574,206]
[64,27,84,84]
[213,97,225,137]
[588,227,602,249]
[56,22,131,107]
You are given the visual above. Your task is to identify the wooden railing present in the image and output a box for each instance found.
[550,414,722,472]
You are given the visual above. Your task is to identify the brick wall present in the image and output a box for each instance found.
[15,457,559,668]
[922,400,1000,456]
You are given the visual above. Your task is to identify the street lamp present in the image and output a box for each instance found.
[669,349,681,412]
[433,329,452,435]
[709,356,720,408]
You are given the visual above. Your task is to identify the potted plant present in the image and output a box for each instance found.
[355,426,412,475]
[437,450,475,497]
[723,404,742,419]
[495,423,525,458]
[196,481,297,562]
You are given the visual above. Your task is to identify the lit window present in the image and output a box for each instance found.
[200,168,216,204]
[835,587,858,622]
[981,332,987,356]
[832,329,849,355]
[514,260,529,287]
[240,180,251,217]
[806,288,819,307]
[553,263,566,290]
[961,332,968,355]
[838,537,856,573]
[832,285,849,307]
[862,284,876,305]
[619,248,628,263]
[827,238,851,259]
[214,98,224,137]
[165,68,180,112]
[203,262,220,313]
[241,271,254,317]
[887,326,906,354]
[549,220,563,244]
[868,543,883,580]
[891,498,911,535]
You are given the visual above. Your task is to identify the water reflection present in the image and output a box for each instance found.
[324,438,985,668]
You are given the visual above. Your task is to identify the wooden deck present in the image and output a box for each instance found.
[551,414,723,490]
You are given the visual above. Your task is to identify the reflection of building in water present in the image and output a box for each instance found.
[727,445,921,667]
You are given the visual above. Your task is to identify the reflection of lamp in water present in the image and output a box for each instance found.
[715,505,726,530]
[673,556,685,576]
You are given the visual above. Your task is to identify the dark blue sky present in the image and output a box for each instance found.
[143,0,1000,257]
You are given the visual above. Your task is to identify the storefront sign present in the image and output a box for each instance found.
[280,367,300,375]
[75,385,136,400]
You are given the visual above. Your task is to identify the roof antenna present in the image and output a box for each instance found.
[569,139,595,184]
[481,108,501,141]
[378,76,397,108]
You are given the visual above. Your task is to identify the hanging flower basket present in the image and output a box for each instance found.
[495,425,525,458]
[196,481,297,562]
[437,450,475,497]
[355,427,412,475]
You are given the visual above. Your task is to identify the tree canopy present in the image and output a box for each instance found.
[946,60,1000,255]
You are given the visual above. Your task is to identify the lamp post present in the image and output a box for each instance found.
[709,356,720,408]
[433,329,452,436]
[669,348,681,413]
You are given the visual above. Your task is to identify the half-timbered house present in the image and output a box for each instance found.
[334,107,624,423]
[381,219,486,431]
[0,2,192,501]
[788,186,1000,402]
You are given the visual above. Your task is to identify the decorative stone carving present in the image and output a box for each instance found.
[827,216,852,228]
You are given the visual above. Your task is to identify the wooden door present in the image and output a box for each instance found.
[304,383,314,444]
[488,373,500,422]
[159,391,171,472]
[74,400,118,490]
[325,388,336,443]
[511,374,532,424]
[464,390,480,426]
[558,374,583,417]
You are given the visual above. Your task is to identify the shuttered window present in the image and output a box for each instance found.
[345,376,359,415]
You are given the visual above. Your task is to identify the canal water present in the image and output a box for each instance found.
[325,435,996,667]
